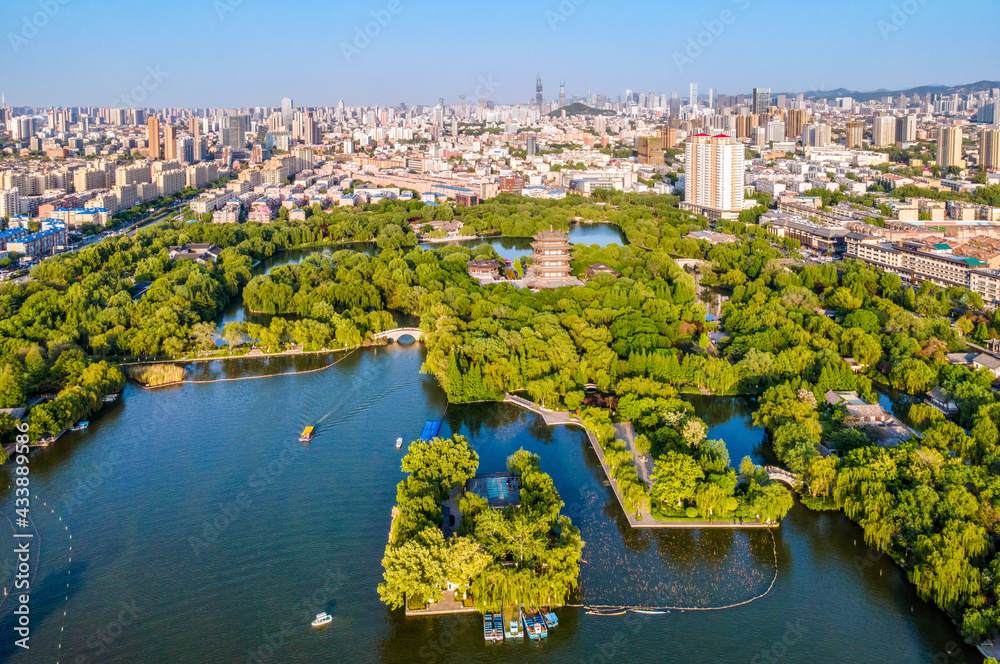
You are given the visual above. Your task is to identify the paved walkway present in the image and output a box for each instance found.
[503,394,577,426]
[503,395,777,530]
[404,590,478,617]
[614,422,652,488]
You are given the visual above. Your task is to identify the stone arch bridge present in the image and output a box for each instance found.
[372,327,425,343]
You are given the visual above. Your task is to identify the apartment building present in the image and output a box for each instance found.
[680,133,745,221]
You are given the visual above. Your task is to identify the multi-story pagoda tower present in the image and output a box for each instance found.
[528,227,574,283]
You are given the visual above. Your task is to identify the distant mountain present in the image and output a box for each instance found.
[548,102,615,117]
[793,81,1000,102]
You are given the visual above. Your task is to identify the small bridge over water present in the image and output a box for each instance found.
[764,466,800,487]
[372,327,425,343]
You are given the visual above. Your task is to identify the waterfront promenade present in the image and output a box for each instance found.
[502,394,779,530]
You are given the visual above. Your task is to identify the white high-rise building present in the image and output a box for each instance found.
[0,187,20,218]
[872,115,896,148]
[689,82,698,107]
[680,133,745,221]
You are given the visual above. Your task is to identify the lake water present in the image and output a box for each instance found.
[0,344,980,663]
[418,223,627,261]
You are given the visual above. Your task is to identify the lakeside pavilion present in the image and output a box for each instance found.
[523,227,583,289]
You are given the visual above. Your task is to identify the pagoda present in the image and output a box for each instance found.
[523,227,582,288]
[530,228,572,280]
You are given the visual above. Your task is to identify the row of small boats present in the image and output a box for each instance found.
[483,607,559,642]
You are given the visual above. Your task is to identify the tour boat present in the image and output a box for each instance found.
[299,426,315,442]
[541,607,558,628]
[631,609,667,615]
[395,437,403,449]
[493,614,504,640]
[311,612,332,627]
[587,608,627,616]
[70,421,89,431]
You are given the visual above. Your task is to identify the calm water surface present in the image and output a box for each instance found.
[0,344,979,663]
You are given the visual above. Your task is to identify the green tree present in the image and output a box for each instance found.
[377,527,449,609]
[0,364,28,408]
[650,451,704,509]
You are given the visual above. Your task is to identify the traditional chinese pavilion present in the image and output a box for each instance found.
[523,227,583,288]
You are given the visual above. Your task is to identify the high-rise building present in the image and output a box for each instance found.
[559,82,566,108]
[689,82,698,107]
[846,120,865,148]
[765,120,786,143]
[735,114,759,139]
[708,88,716,109]
[147,117,160,160]
[222,114,248,151]
[786,109,810,139]
[176,136,194,164]
[872,115,896,148]
[980,128,999,171]
[895,114,917,145]
[680,133,745,221]
[163,125,177,161]
[189,115,200,141]
[937,126,964,170]
[536,75,543,106]
[752,87,771,115]
[803,123,832,147]
[636,135,665,164]
[281,98,294,128]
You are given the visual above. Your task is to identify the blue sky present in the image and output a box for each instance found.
[0,0,997,108]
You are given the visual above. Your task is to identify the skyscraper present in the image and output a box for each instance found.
[895,114,917,145]
[752,88,771,115]
[872,115,896,148]
[937,125,964,170]
[846,120,865,148]
[981,128,1000,171]
[163,125,177,161]
[559,82,566,108]
[786,109,810,139]
[189,114,200,141]
[281,98,294,128]
[680,133,745,221]
[222,114,248,151]
[536,75,543,106]
[708,88,716,109]
[146,117,160,160]
[803,123,832,147]
[689,82,698,107]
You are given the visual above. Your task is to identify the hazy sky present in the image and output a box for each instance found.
[1,0,998,108]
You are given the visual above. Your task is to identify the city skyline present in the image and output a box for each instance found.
[1,0,998,107]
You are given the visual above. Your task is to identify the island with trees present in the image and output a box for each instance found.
[378,436,583,614]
